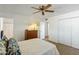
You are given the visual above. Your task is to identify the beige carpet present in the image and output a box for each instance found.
[46,40,79,55]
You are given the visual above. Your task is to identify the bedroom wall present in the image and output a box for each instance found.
[0,12,31,41]
[48,10,79,49]
[14,15,38,41]
[14,16,28,41]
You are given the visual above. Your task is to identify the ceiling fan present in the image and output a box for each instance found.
[32,4,54,15]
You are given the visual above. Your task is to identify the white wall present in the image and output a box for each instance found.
[48,10,79,49]
[13,15,30,41]
[0,12,30,41]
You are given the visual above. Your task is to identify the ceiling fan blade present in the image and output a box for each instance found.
[33,11,40,14]
[42,11,45,15]
[32,7,40,10]
[44,4,52,9]
[45,10,54,12]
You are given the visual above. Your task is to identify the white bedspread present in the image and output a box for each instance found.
[18,38,59,55]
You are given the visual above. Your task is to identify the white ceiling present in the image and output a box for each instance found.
[54,4,79,16]
[0,4,79,18]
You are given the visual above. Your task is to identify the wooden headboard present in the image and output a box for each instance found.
[25,30,38,40]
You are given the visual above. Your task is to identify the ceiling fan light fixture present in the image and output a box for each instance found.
[32,4,54,15]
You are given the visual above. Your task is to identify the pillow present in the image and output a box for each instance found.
[0,40,6,55]
[7,38,21,55]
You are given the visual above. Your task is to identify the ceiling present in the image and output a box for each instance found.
[0,4,79,18]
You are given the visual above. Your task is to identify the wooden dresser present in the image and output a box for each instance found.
[25,30,38,40]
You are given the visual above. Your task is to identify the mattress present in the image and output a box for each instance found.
[18,38,59,55]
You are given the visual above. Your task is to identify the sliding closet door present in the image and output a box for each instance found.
[72,18,79,49]
[58,19,72,46]
[48,20,59,43]
[58,20,66,44]
[63,19,72,46]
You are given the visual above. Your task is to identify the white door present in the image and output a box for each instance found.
[72,18,79,49]
[39,22,45,39]
[63,19,72,46]
[58,20,66,44]
[48,21,59,43]
[58,19,72,46]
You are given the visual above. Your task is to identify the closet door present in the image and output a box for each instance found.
[58,19,72,46]
[58,20,66,44]
[72,18,79,49]
[48,21,59,43]
[63,19,72,46]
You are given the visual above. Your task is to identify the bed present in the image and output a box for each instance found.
[18,38,59,55]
